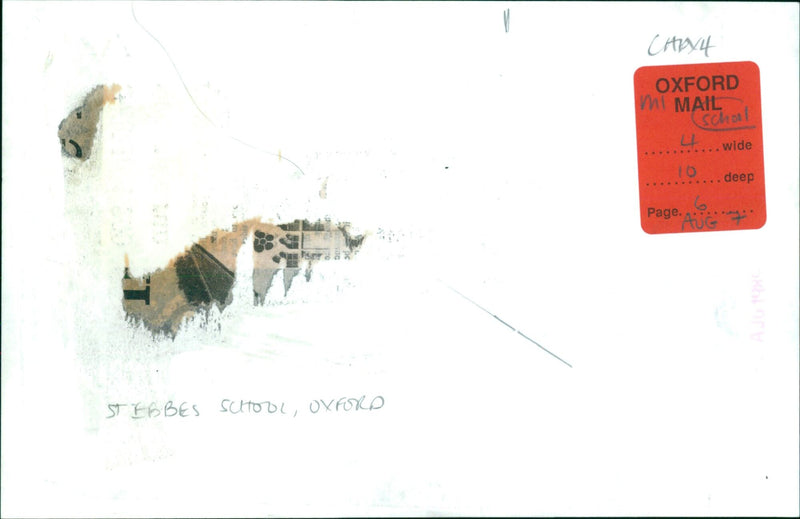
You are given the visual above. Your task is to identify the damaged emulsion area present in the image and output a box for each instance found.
[57,85,366,337]
[57,84,121,160]
[122,219,366,337]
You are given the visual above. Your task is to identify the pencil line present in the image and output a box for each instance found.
[130,2,214,126]
[130,2,306,176]
[439,280,573,368]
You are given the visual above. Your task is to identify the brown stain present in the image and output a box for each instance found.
[103,84,122,105]
[57,84,121,161]
[123,218,366,337]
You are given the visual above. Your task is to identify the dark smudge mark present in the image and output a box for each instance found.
[123,218,366,338]
[57,84,121,161]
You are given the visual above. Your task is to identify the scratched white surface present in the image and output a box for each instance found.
[2,2,799,517]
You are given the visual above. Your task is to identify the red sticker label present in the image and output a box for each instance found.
[634,61,766,234]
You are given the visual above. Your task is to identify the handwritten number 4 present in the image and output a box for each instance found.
[681,134,697,148]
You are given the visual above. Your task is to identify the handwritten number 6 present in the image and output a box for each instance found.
[694,195,707,211]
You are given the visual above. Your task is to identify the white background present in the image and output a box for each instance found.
[2,2,799,516]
